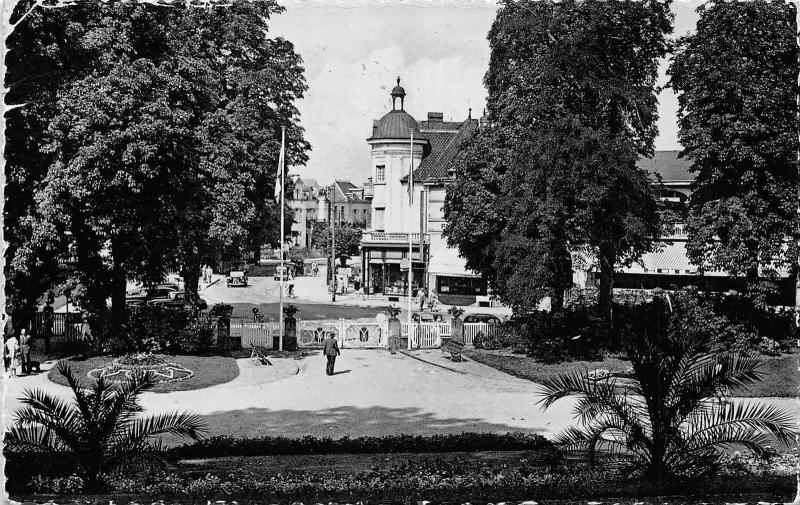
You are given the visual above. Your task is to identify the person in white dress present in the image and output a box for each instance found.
[4,334,20,377]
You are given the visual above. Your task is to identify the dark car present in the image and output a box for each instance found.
[126,286,177,306]
[147,291,208,310]
[463,313,502,325]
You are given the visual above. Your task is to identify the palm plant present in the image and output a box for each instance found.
[537,295,795,480]
[5,361,206,487]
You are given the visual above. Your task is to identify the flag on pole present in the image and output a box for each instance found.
[274,130,285,203]
[408,131,414,205]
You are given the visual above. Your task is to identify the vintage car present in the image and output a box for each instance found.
[411,311,447,324]
[273,266,292,281]
[227,271,248,287]
[463,313,502,325]
[147,291,208,310]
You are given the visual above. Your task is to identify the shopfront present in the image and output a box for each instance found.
[362,247,425,297]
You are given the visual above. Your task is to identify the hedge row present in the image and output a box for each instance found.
[168,432,554,459]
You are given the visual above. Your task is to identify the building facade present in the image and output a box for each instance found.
[289,176,373,249]
[360,79,486,303]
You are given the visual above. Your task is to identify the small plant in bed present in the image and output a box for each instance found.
[87,353,194,384]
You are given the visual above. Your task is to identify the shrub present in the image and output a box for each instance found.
[168,432,555,460]
[103,306,215,356]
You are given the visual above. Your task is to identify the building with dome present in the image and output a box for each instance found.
[360,79,487,304]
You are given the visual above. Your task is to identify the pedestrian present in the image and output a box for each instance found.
[4,332,19,377]
[419,287,427,311]
[18,328,31,375]
[312,261,318,277]
[322,331,340,376]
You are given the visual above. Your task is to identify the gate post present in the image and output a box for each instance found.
[338,318,345,348]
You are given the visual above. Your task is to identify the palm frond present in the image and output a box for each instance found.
[4,425,66,454]
[683,401,796,452]
[111,411,207,449]
[15,390,86,450]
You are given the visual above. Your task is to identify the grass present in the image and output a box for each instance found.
[48,355,240,393]
[465,347,800,398]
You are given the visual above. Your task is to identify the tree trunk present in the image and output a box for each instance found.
[597,244,615,322]
[110,237,128,335]
[549,241,573,313]
[182,262,202,303]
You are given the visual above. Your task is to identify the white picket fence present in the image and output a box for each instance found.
[210,318,499,350]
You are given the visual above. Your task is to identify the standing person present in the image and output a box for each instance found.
[322,331,340,375]
[4,333,19,377]
[43,292,55,353]
[419,287,427,311]
[312,261,318,277]
[18,329,31,375]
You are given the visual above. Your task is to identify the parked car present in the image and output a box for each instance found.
[274,266,292,281]
[227,271,248,287]
[126,286,178,305]
[412,311,447,323]
[463,313,502,325]
[147,291,208,310]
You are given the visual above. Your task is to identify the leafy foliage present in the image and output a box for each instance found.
[445,0,671,316]
[538,293,796,480]
[5,0,309,337]
[4,361,206,488]
[104,306,215,356]
[668,1,798,284]
[310,221,363,266]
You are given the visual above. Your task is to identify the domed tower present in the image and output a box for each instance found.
[367,77,428,234]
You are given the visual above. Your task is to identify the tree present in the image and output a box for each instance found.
[445,0,670,316]
[311,221,363,266]
[5,361,206,488]
[9,1,309,335]
[668,1,798,300]
[538,293,795,481]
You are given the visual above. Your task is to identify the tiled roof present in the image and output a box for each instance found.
[402,118,478,183]
[638,150,693,183]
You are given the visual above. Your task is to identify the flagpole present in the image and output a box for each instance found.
[279,126,285,352]
[408,131,414,351]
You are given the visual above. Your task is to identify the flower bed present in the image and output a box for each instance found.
[87,353,194,384]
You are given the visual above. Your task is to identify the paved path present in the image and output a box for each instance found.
[4,350,798,444]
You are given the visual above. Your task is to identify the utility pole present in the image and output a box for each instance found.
[330,184,336,302]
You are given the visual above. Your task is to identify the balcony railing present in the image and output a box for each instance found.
[362,232,429,243]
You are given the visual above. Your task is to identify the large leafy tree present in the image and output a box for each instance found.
[445,0,670,316]
[668,1,798,300]
[6,0,309,333]
[538,293,795,480]
[311,221,363,267]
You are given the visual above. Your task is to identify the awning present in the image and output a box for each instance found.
[427,246,480,277]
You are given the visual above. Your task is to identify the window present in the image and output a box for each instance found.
[375,208,385,231]
[376,165,385,183]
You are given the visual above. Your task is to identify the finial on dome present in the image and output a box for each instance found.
[468,108,472,119]
[391,77,407,111]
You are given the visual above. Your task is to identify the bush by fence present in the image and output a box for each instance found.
[103,306,215,355]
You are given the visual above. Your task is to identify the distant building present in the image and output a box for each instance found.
[288,176,372,249]
[360,79,486,304]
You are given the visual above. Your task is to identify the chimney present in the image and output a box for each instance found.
[427,112,444,122]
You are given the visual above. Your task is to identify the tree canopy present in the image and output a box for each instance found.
[445,0,671,315]
[310,222,363,267]
[668,0,798,301]
[5,0,309,333]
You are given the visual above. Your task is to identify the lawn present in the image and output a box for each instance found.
[48,355,240,393]
[465,347,800,398]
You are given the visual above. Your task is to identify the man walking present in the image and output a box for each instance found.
[322,331,340,376]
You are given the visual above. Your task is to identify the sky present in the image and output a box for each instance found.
[271,0,703,185]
